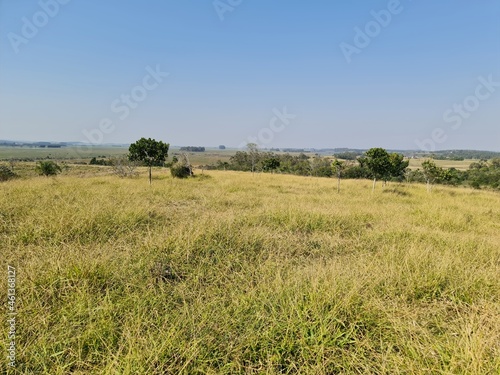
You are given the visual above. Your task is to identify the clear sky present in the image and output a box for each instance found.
[1,0,499,150]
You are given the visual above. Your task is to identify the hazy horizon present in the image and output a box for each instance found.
[2,138,500,154]
[1,1,499,151]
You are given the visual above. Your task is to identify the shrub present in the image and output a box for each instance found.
[89,157,112,166]
[109,157,138,178]
[170,154,194,178]
[170,163,192,178]
[35,161,62,177]
[0,165,17,182]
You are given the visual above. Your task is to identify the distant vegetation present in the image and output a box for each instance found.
[3,142,499,191]
[332,151,362,160]
[89,157,113,166]
[180,146,205,152]
[419,149,500,160]
[201,147,500,191]
[0,165,17,181]
[35,161,62,177]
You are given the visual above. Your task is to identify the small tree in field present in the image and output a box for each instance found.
[331,159,345,193]
[247,143,259,173]
[421,160,442,192]
[36,161,62,177]
[129,138,169,185]
[364,148,391,191]
[110,156,138,178]
[388,153,409,182]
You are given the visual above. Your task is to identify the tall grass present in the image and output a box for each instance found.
[1,170,499,374]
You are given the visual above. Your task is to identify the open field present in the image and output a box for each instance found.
[407,159,475,171]
[0,146,235,166]
[1,169,499,374]
[0,146,129,161]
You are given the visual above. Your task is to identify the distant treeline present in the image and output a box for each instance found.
[180,146,205,152]
[206,151,407,181]
[418,150,500,160]
[89,157,113,166]
[202,150,500,190]
[332,151,363,160]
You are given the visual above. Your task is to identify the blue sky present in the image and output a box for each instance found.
[1,0,499,150]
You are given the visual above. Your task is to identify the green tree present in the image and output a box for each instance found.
[388,153,409,182]
[129,138,169,185]
[216,160,230,171]
[262,157,280,173]
[35,161,62,177]
[364,148,392,191]
[311,156,333,177]
[331,159,345,193]
[421,160,442,192]
[229,151,251,171]
[491,158,500,169]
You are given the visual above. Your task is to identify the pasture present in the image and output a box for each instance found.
[1,167,499,374]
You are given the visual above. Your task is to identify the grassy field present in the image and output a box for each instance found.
[1,168,499,374]
[0,146,235,167]
[0,146,129,161]
[407,158,474,171]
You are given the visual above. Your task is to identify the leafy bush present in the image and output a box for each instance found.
[89,157,112,166]
[0,165,17,182]
[170,154,193,178]
[35,161,62,177]
[170,163,192,178]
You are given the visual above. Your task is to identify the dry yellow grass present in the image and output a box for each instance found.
[408,158,474,171]
[1,168,499,374]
